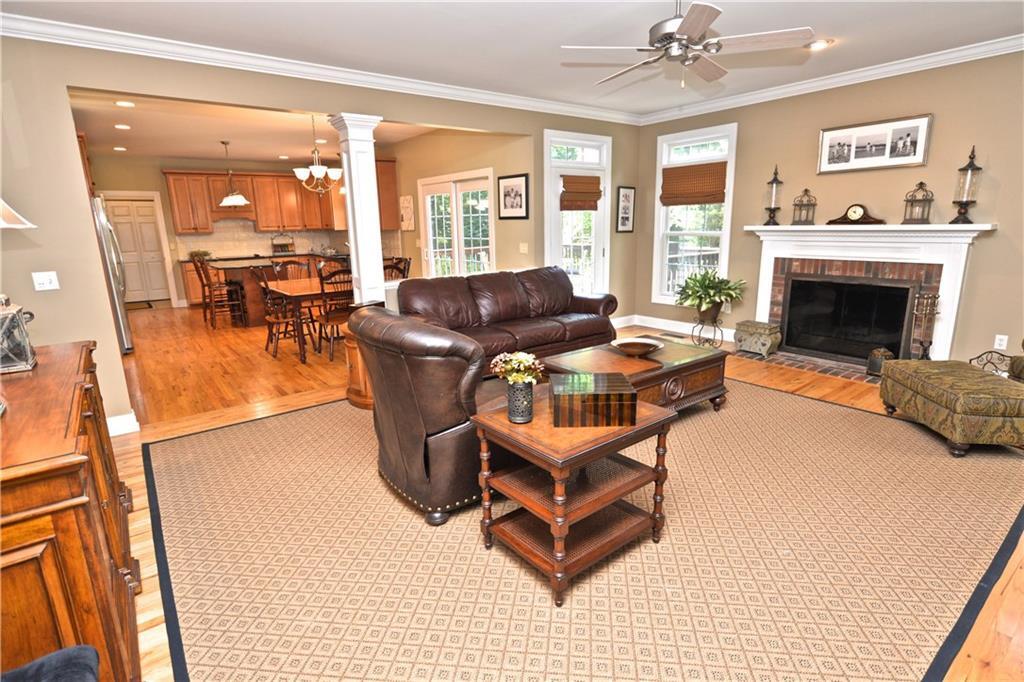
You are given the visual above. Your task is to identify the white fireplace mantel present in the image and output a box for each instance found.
[743,224,996,360]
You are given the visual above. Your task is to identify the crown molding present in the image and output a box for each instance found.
[0,12,641,125]
[1,12,1020,128]
[637,33,1024,125]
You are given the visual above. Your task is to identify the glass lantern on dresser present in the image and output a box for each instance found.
[902,181,934,224]
[0,294,37,374]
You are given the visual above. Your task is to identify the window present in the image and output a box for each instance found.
[543,130,612,295]
[418,169,495,277]
[651,123,737,305]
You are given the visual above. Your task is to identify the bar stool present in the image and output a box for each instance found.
[192,256,246,328]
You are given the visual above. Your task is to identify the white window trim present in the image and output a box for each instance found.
[416,167,495,277]
[650,122,738,306]
[543,129,613,293]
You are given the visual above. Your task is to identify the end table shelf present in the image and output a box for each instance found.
[472,392,676,607]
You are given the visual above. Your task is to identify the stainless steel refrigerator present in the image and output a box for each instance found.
[92,196,134,353]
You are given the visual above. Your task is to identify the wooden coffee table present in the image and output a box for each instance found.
[472,393,676,607]
[544,335,728,413]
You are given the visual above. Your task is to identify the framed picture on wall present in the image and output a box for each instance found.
[497,173,529,219]
[818,114,933,173]
[616,186,635,233]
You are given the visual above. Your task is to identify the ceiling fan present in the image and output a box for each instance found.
[563,1,814,86]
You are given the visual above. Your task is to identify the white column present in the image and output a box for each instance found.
[330,112,385,304]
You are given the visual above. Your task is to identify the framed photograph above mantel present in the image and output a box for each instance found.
[818,114,933,174]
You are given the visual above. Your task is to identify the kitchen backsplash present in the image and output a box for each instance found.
[173,219,403,259]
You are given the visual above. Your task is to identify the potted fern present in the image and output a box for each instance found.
[675,270,746,323]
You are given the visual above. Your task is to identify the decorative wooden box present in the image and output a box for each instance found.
[550,372,637,427]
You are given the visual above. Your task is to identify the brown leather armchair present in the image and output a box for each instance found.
[347,306,517,525]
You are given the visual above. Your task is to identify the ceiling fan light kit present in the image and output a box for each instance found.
[564,1,814,88]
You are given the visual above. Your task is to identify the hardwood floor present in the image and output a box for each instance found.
[123,306,348,425]
[116,313,1012,681]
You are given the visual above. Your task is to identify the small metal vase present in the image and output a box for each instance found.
[506,382,534,424]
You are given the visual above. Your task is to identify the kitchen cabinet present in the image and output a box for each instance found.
[376,159,401,231]
[207,174,257,222]
[77,133,95,197]
[253,176,304,232]
[165,172,213,233]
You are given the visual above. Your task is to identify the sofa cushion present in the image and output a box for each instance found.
[453,326,517,357]
[492,318,567,350]
[883,360,1024,417]
[549,312,614,341]
[398,276,481,329]
[515,266,574,317]
[467,271,531,324]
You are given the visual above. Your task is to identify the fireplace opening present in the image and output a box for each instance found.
[780,274,918,363]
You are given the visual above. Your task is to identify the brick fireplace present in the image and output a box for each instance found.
[743,224,996,361]
[769,258,942,360]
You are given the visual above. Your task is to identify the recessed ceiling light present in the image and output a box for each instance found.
[114,123,131,130]
[278,155,290,159]
[115,100,135,108]
[113,146,127,152]
[807,39,834,51]
[315,138,328,144]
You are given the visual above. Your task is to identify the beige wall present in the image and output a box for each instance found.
[1,37,638,417]
[633,53,1023,359]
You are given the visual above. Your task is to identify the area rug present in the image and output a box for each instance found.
[143,382,1024,681]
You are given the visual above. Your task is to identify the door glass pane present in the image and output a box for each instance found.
[426,193,454,276]
[560,210,594,295]
[459,188,491,274]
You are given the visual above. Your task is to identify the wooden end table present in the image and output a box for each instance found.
[544,335,728,413]
[472,393,676,607]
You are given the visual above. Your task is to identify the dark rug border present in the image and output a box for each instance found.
[142,443,190,682]
[923,503,1024,680]
[142,398,347,448]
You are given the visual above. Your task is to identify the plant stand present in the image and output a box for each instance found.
[691,316,725,348]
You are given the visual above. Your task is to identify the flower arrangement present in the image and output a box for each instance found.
[490,352,544,385]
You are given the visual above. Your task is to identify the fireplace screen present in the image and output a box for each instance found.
[780,275,918,363]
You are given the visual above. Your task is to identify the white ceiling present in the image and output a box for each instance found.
[69,90,434,161]
[7,2,1023,118]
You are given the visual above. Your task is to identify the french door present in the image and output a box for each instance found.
[420,174,494,277]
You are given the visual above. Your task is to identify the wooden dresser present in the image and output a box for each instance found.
[0,342,141,680]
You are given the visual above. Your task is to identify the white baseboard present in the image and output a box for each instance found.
[613,313,735,343]
[107,410,141,436]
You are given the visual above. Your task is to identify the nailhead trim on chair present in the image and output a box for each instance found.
[378,471,480,512]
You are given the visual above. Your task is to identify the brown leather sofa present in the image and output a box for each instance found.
[397,266,617,364]
[348,306,520,525]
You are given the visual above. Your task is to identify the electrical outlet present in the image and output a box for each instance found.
[32,271,60,291]
[519,242,529,255]
[722,302,732,314]
[994,334,1009,350]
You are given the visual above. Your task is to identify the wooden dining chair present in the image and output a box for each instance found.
[315,263,355,361]
[251,266,315,358]
[192,255,247,328]
[272,259,310,280]
[383,257,412,281]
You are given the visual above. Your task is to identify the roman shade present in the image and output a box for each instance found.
[660,161,727,206]
[560,175,602,211]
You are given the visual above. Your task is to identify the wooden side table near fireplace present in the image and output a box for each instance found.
[472,393,677,607]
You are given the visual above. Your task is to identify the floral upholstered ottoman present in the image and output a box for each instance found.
[880,360,1024,457]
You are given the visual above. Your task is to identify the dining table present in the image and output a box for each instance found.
[263,277,328,364]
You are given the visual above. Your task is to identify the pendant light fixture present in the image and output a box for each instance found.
[218,141,251,207]
[293,115,342,194]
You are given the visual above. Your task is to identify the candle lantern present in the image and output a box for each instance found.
[791,188,817,225]
[764,166,782,226]
[951,146,981,224]
[902,181,934,224]
[0,294,37,374]
[913,293,939,360]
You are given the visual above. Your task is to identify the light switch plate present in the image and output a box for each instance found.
[32,271,60,291]
[994,334,1009,350]
[519,242,529,254]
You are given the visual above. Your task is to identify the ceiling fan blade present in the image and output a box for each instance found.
[676,2,722,40]
[685,54,728,81]
[711,27,815,53]
[562,45,660,51]
[595,53,665,85]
